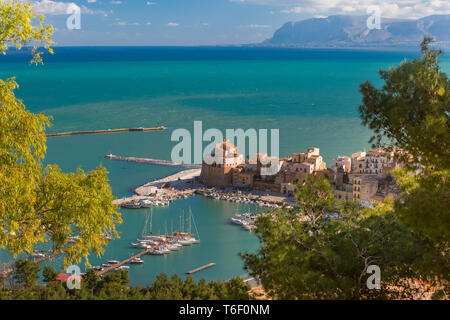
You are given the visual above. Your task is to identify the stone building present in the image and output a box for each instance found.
[332,155,351,173]
[199,140,245,188]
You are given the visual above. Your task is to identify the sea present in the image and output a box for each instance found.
[1,47,448,286]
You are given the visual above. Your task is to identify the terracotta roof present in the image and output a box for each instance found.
[56,273,82,281]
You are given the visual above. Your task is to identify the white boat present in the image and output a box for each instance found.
[186,237,200,244]
[148,249,165,255]
[140,235,166,241]
[107,260,120,265]
[121,201,142,209]
[130,258,144,264]
[131,242,152,249]
[177,238,193,245]
[116,266,130,270]
[136,238,158,245]
[231,217,243,225]
[242,222,256,231]
[165,243,180,251]
[139,199,153,208]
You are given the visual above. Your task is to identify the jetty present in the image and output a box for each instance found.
[0,249,67,279]
[96,247,155,276]
[105,154,201,169]
[46,126,165,137]
[186,263,216,275]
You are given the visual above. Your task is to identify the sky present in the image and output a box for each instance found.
[18,0,450,46]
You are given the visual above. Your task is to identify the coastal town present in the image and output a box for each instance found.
[116,140,405,209]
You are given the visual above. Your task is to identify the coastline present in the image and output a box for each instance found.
[115,168,296,209]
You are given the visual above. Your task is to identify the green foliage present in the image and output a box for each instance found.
[0,270,251,300]
[0,0,54,64]
[241,39,449,300]
[359,37,449,170]
[359,37,449,285]
[0,2,122,266]
[14,258,40,289]
[42,265,58,283]
[241,176,437,299]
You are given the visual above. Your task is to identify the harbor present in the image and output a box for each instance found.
[107,155,296,210]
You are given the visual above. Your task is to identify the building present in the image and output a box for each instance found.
[199,140,245,188]
[352,176,379,201]
[332,155,351,173]
[351,151,366,173]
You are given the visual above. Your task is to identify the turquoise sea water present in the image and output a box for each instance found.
[1,47,449,285]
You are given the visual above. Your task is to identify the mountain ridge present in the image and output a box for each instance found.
[263,14,450,48]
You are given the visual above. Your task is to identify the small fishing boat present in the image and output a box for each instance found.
[107,260,120,265]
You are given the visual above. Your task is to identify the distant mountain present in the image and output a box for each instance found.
[263,15,450,48]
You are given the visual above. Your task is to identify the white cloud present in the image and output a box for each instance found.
[167,22,180,27]
[231,0,450,19]
[146,1,156,5]
[116,21,140,26]
[28,0,103,15]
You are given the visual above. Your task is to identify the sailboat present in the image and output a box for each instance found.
[173,207,200,244]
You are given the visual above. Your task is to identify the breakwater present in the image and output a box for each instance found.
[104,154,202,169]
[47,126,165,137]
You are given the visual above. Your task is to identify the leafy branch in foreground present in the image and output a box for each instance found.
[0,1,122,266]
[359,37,449,282]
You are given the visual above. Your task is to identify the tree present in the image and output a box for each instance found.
[0,0,122,267]
[83,269,100,297]
[240,176,435,299]
[359,37,449,171]
[42,265,58,283]
[359,37,449,287]
[14,258,40,289]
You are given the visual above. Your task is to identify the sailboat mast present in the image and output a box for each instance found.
[150,208,153,235]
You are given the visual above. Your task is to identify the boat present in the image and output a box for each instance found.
[107,260,120,265]
[102,263,112,268]
[165,243,180,251]
[131,242,152,249]
[139,199,153,208]
[242,222,256,231]
[231,217,243,225]
[130,258,144,264]
[121,201,142,209]
[148,249,165,255]
[189,238,200,244]
[140,235,165,242]
[116,266,130,270]
[32,252,46,258]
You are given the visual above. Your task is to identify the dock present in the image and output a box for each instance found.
[186,263,216,275]
[96,240,170,276]
[0,249,67,279]
[46,126,165,137]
